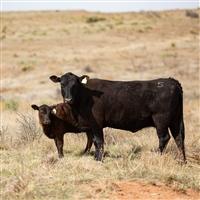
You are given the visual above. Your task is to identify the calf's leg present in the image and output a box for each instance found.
[54,136,64,158]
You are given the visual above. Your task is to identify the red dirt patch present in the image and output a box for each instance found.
[112,181,200,200]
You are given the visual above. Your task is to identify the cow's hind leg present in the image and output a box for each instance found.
[156,127,170,154]
[169,119,186,163]
[153,115,170,154]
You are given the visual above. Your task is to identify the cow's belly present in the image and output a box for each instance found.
[105,115,155,132]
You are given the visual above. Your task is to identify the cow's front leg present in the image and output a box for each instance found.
[54,136,64,158]
[93,129,104,161]
[83,131,93,154]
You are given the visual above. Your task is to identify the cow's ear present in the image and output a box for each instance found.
[31,104,39,110]
[80,75,89,84]
[49,75,61,83]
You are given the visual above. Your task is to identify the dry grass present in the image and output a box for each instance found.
[0,125,200,199]
[1,9,200,199]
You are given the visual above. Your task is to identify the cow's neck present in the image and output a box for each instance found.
[74,85,91,109]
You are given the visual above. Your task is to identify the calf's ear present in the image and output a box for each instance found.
[80,75,89,84]
[49,75,61,83]
[31,104,39,110]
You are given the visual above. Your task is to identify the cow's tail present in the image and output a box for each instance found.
[178,93,186,163]
[169,78,186,163]
[179,84,185,142]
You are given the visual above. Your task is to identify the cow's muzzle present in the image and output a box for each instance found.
[43,120,51,125]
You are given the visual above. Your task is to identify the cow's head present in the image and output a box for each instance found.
[31,104,54,125]
[49,72,89,104]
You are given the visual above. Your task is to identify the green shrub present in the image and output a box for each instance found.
[86,16,106,23]
[171,43,176,48]
[21,65,33,72]
[5,100,19,111]
[19,60,35,72]
[190,30,198,35]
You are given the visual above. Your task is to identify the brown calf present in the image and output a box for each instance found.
[31,104,93,158]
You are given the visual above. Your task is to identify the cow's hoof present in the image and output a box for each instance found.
[94,155,103,162]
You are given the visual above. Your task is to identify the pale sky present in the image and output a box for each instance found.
[2,1,199,12]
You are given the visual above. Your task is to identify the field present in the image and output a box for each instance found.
[1,9,200,199]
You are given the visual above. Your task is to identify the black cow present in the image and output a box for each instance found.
[50,73,186,162]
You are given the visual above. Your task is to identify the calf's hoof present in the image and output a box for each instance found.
[58,154,64,159]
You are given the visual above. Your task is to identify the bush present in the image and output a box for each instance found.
[86,16,106,23]
[21,66,33,72]
[5,100,19,111]
[171,43,176,48]
[0,126,9,150]
[19,60,35,72]
[16,113,42,143]
[186,10,199,19]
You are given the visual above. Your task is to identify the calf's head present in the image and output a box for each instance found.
[49,72,89,104]
[31,104,54,125]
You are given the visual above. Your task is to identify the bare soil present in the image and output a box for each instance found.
[112,181,200,200]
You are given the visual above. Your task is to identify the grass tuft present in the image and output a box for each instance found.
[4,100,19,111]
[16,113,42,144]
[86,16,106,23]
